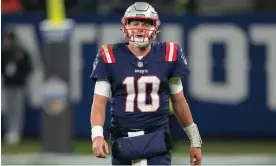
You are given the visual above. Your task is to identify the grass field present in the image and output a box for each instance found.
[2,139,276,155]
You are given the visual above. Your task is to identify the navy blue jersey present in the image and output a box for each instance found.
[90,42,189,129]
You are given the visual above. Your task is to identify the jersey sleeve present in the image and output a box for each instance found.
[171,44,190,78]
[94,78,111,98]
[90,49,111,81]
[169,77,183,94]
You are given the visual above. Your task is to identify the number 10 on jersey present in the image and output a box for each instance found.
[123,76,161,112]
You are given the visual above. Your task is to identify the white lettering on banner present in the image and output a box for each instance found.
[11,23,275,111]
[13,24,45,108]
[250,25,276,111]
[99,24,124,46]
[70,24,97,101]
[189,24,249,104]
[160,24,183,46]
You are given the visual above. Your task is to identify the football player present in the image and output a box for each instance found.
[90,2,202,165]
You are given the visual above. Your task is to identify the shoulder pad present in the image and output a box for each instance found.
[99,44,116,63]
[165,42,178,62]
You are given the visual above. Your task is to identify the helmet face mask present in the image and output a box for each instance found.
[122,2,160,48]
[123,18,158,48]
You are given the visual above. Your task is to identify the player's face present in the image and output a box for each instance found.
[128,20,153,38]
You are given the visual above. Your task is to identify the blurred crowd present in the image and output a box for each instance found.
[2,0,276,15]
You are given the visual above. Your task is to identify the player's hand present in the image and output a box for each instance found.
[190,147,202,165]
[92,136,109,158]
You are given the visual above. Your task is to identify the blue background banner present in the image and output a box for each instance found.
[2,14,276,139]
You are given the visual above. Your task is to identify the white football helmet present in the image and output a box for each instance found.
[121,2,161,48]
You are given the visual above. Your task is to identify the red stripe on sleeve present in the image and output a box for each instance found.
[165,42,170,61]
[100,46,108,63]
[106,44,116,63]
[172,43,178,62]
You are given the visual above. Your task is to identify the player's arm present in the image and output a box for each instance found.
[167,42,202,148]
[169,78,193,126]
[169,77,202,148]
[169,43,202,165]
[90,78,111,158]
[91,78,110,135]
[90,46,112,138]
[91,93,107,127]
[90,47,113,158]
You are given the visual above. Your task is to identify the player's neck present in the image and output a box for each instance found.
[128,44,151,57]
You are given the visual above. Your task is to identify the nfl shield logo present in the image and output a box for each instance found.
[137,61,143,68]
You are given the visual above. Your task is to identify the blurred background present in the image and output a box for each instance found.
[1,0,276,165]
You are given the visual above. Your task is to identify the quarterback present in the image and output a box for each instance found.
[90,2,203,165]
